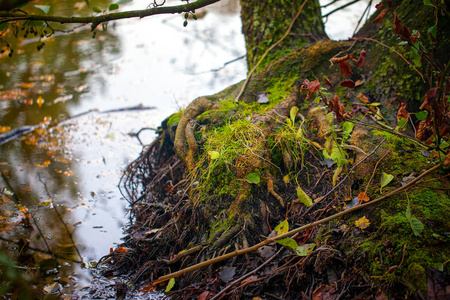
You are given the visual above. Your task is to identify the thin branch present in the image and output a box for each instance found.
[152,163,442,284]
[0,0,221,30]
[322,0,361,19]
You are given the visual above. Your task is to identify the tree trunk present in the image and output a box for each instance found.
[240,0,327,70]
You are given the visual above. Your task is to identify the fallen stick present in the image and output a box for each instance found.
[152,163,442,284]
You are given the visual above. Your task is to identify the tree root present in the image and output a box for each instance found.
[152,162,442,285]
[174,96,219,167]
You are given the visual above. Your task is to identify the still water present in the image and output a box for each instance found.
[0,0,371,298]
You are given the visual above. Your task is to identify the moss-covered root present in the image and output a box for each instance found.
[174,96,219,167]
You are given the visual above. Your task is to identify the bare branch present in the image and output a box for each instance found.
[0,0,221,30]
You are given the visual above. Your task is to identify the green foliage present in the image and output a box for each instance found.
[296,186,312,207]
[405,202,425,236]
[245,172,260,184]
[165,278,175,292]
[274,219,288,235]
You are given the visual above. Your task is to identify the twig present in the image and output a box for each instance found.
[352,37,425,82]
[152,163,441,284]
[322,0,361,19]
[234,0,309,102]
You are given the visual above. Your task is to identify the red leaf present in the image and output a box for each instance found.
[356,49,366,67]
[197,291,212,300]
[340,79,355,89]
[375,2,383,10]
[307,79,321,93]
[373,8,387,23]
[324,77,334,88]
[411,32,419,44]
[329,95,346,121]
[393,13,402,35]
[396,102,409,120]
[339,61,353,76]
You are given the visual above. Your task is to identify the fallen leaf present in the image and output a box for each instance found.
[296,243,315,256]
[396,102,409,120]
[219,267,235,283]
[165,278,175,292]
[197,291,212,300]
[380,172,394,190]
[296,186,312,206]
[358,192,370,202]
[312,284,337,300]
[246,173,260,184]
[258,245,276,258]
[355,216,370,229]
[274,219,289,235]
[63,171,74,176]
[324,77,334,88]
[17,205,28,213]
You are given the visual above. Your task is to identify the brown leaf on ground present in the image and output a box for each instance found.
[356,49,366,66]
[339,61,353,76]
[329,95,345,121]
[358,192,370,202]
[396,102,409,120]
[307,79,321,93]
[312,284,338,300]
[197,291,212,300]
[373,8,387,23]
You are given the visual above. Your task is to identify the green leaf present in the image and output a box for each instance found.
[342,121,354,139]
[380,172,394,190]
[427,25,437,39]
[84,0,90,7]
[332,166,343,186]
[274,219,289,235]
[290,106,299,123]
[92,6,102,13]
[296,243,315,256]
[416,110,428,121]
[296,186,312,207]
[410,218,424,236]
[276,238,298,252]
[245,173,260,184]
[109,3,119,10]
[35,5,50,14]
[116,0,133,4]
[423,0,434,6]
[208,151,220,160]
[0,23,8,31]
[165,278,175,292]
[406,203,424,236]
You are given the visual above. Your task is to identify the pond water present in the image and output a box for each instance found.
[0,0,373,298]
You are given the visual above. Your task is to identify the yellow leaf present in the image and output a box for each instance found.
[355,216,370,229]
[1,195,14,204]
[20,83,36,89]
[57,243,77,248]
[0,126,11,133]
[283,174,290,183]
[37,96,44,107]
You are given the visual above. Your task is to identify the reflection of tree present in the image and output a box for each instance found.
[0,0,121,293]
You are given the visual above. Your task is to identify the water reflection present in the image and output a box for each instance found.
[1,0,246,297]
